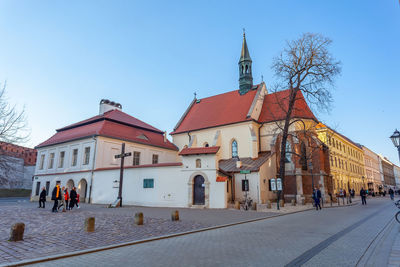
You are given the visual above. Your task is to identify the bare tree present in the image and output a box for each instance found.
[0,82,29,187]
[271,33,341,203]
[0,82,29,144]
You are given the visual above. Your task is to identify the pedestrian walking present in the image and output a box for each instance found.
[360,187,367,205]
[389,188,394,201]
[51,182,62,212]
[38,186,46,208]
[64,188,70,210]
[317,187,322,209]
[58,186,66,211]
[313,188,322,210]
[69,187,77,210]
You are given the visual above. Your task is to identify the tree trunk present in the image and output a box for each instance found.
[278,88,299,203]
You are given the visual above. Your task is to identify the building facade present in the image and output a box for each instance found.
[316,124,365,195]
[379,155,396,190]
[362,146,382,194]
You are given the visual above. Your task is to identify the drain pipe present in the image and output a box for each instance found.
[88,135,98,204]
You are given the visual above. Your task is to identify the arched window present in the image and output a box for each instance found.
[203,142,209,147]
[196,159,201,168]
[232,140,238,158]
[245,65,249,73]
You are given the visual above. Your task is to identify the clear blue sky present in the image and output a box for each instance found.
[1,1,399,163]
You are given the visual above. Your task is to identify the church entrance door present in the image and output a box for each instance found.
[193,175,205,205]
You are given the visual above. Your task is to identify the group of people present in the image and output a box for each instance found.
[38,181,80,212]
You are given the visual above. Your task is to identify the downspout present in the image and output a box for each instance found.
[88,135,98,204]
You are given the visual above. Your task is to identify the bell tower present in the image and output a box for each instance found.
[238,31,253,95]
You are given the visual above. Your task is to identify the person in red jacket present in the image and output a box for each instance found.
[64,188,70,210]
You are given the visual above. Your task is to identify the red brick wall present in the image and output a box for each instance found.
[0,142,37,166]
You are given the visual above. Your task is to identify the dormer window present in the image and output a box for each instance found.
[232,140,238,158]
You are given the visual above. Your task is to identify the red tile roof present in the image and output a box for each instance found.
[171,85,260,134]
[258,90,317,123]
[58,109,163,133]
[36,110,178,151]
[171,86,317,135]
[179,146,220,156]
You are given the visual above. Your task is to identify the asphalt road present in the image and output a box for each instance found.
[26,197,397,267]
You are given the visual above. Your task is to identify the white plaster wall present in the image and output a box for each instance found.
[92,166,188,207]
[35,138,96,176]
[172,121,258,160]
[31,172,91,201]
[234,172,260,203]
[96,136,179,169]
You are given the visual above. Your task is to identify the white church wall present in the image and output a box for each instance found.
[173,121,256,159]
[92,166,188,207]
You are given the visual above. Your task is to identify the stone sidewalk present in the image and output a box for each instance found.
[0,198,362,266]
[0,201,279,266]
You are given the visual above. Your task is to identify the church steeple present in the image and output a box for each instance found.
[238,30,253,95]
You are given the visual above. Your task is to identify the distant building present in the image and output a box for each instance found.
[362,146,382,193]
[0,142,37,189]
[393,164,400,190]
[379,155,396,189]
[316,124,366,195]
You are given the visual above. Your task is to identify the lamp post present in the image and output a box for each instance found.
[390,129,400,163]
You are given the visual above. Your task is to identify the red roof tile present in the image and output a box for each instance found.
[258,90,317,123]
[171,86,260,134]
[179,146,220,155]
[36,111,178,151]
[58,109,163,133]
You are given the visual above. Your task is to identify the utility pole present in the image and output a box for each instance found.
[114,143,132,207]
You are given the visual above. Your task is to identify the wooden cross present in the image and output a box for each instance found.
[114,143,132,207]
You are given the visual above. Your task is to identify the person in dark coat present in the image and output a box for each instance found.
[38,187,46,208]
[360,187,367,205]
[51,182,62,212]
[69,187,77,210]
[312,188,322,210]
[389,188,395,201]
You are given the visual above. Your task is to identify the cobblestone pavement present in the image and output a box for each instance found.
[0,201,279,265]
[28,198,396,267]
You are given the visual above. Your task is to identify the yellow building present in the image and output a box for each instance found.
[316,123,366,195]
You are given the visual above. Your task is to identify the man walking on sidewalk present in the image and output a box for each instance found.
[313,188,322,210]
[360,187,367,205]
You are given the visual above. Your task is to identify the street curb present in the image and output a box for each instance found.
[2,201,359,267]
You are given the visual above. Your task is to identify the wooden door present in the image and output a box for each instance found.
[193,175,205,205]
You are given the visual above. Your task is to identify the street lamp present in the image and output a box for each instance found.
[390,129,400,163]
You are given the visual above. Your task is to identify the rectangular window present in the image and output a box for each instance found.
[72,149,78,166]
[48,153,55,169]
[133,151,141,166]
[83,147,90,165]
[46,181,50,196]
[152,154,159,164]
[143,178,154,188]
[39,154,45,170]
[35,181,41,196]
[242,179,249,191]
[58,151,65,168]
